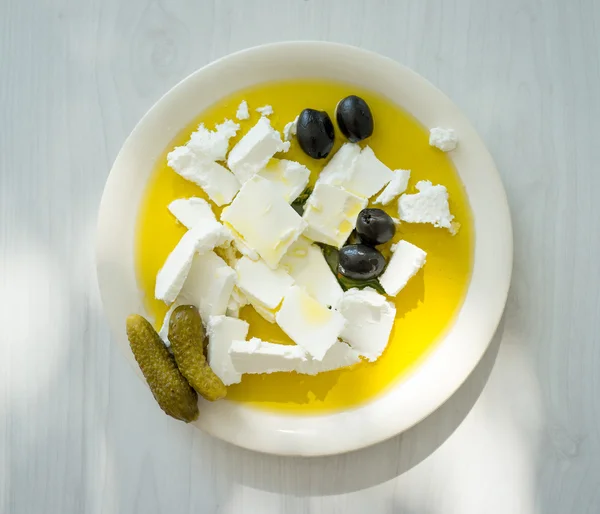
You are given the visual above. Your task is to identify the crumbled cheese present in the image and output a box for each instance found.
[257,158,310,203]
[256,105,274,116]
[229,338,308,374]
[158,302,181,347]
[236,100,250,121]
[187,119,240,161]
[221,176,306,269]
[276,286,345,360]
[379,240,427,297]
[168,197,216,229]
[283,115,298,141]
[398,180,454,229]
[337,287,396,361]
[297,341,361,375]
[302,183,367,248]
[375,169,411,205]
[279,237,343,307]
[167,145,240,206]
[226,117,290,184]
[429,127,458,152]
[235,257,294,310]
[317,143,361,188]
[207,315,249,385]
[226,286,248,318]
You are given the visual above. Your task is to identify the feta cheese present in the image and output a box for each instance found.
[317,142,361,187]
[398,180,454,229]
[283,115,298,141]
[167,145,240,206]
[187,119,240,161]
[297,341,361,375]
[158,302,181,346]
[168,197,216,229]
[429,127,458,152]
[302,183,367,248]
[379,240,427,296]
[257,158,310,203]
[276,286,345,360]
[256,105,273,116]
[375,169,411,205]
[221,176,307,269]
[337,288,396,361]
[279,237,343,307]
[226,117,290,184]
[236,100,250,121]
[250,302,277,323]
[228,227,259,261]
[229,338,308,374]
[207,315,249,385]
[178,251,236,321]
[226,286,248,318]
[235,257,294,310]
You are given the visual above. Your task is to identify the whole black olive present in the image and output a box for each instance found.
[335,95,374,143]
[356,208,396,246]
[296,109,335,159]
[338,244,386,280]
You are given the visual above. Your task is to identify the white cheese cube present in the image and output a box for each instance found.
[229,338,308,374]
[187,119,240,162]
[207,315,249,385]
[276,286,345,360]
[375,169,411,205]
[279,237,343,307]
[302,183,367,248]
[227,226,259,261]
[297,341,361,375]
[337,287,396,361]
[178,251,236,322]
[236,100,250,121]
[168,197,216,229]
[257,158,310,203]
[283,115,298,141]
[226,286,248,318]
[226,117,290,184]
[256,105,273,116]
[318,142,361,187]
[398,180,454,229]
[221,176,307,269]
[167,146,240,206]
[379,240,427,296]
[429,127,458,152]
[235,257,294,310]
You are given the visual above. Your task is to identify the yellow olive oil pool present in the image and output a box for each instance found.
[136,80,474,414]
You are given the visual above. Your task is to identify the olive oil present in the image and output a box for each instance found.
[136,80,474,414]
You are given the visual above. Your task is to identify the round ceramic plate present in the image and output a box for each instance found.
[96,42,512,456]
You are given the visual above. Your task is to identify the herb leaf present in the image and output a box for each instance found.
[291,187,313,215]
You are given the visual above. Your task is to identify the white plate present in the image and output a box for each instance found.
[96,42,512,456]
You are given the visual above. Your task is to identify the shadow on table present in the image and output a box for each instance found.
[220,318,505,496]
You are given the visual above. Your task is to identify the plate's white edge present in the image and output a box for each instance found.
[96,41,513,457]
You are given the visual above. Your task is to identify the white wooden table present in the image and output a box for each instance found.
[2,0,599,512]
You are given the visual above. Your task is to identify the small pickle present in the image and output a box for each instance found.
[169,306,227,401]
[126,314,199,423]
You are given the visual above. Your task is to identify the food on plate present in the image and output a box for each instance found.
[355,208,396,246]
[429,127,458,152]
[398,180,454,230]
[126,314,199,422]
[338,244,387,280]
[296,108,335,159]
[335,95,374,142]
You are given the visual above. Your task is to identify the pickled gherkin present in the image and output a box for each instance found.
[169,306,227,401]
[126,314,199,422]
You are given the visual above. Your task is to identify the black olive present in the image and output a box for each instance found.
[356,208,396,246]
[296,109,335,159]
[338,244,386,280]
[335,95,374,143]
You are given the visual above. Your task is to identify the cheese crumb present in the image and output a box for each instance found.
[429,127,458,152]
[236,100,250,120]
[398,180,454,229]
[375,169,411,205]
[256,105,274,116]
[187,119,240,161]
[283,115,299,141]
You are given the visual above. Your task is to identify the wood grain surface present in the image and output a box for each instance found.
[1,0,599,512]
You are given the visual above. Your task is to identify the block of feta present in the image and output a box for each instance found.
[429,127,458,152]
[374,169,411,205]
[226,286,248,318]
[207,315,249,385]
[167,145,240,206]
[256,105,273,116]
[302,183,367,248]
[297,341,361,375]
[236,100,250,121]
[226,117,290,184]
[317,142,361,187]
[235,256,294,310]
[227,226,259,261]
[257,158,310,203]
[398,180,454,229]
[379,240,427,297]
[276,286,345,360]
[187,119,240,161]
[168,197,216,229]
[337,288,396,361]
[229,338,308,374]
[178,251,236,322]
[283,115,298,141]
[279,237,343,307]
[221,175,307,269]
